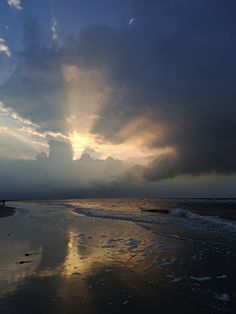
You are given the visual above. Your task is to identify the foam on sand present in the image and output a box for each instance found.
[213,293,231,302]
[73,206,236,234]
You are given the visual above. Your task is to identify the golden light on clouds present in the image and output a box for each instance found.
[62,64,112,133]
[69,130,173,165]
[63,64,172,164]
[0,64,173,164]
[116,116,165,145]
[1,62,173,165]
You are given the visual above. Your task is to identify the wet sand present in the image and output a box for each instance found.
[0,206,15,218]
[0,201,235,314]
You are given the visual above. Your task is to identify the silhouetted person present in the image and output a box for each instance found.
[1,200,6,207]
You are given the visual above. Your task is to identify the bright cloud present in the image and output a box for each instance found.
[7,0,22,10]
[50,0,59,43]
[129,17,136,25]
[51,17,59,42]
[0,102,68,159]
[0,38,11,57]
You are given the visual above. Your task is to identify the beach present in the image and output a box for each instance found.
[0,199,235,313]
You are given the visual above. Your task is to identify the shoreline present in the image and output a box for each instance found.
[0,206,16,218]
[0,201,235,314]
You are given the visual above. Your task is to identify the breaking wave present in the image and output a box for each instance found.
[73,206,236,234]
[169,208,236,230]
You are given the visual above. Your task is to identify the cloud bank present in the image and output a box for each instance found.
[0,140,127,199]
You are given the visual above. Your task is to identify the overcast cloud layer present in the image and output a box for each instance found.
[0,0,236,198]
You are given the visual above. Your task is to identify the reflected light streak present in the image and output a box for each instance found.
[63,230,105,277]
[63,230,87,277]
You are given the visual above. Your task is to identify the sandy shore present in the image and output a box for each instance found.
[0,201,235,314]
[0,205,15,218]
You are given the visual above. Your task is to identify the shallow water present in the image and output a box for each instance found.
[0,199,235,313]
[68,198,236,234]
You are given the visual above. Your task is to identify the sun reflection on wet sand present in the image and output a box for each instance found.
[0,201,235,314]
[62,229,111,277]
[63,230,84,277]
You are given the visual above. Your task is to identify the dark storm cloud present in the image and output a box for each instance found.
[1,0,236,184]
[84,0,236,179]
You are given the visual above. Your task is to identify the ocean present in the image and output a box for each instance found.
[66,198,236,233]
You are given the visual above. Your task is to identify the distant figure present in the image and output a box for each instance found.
[1,200,6,207]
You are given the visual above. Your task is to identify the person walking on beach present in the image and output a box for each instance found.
[1,200,6,207]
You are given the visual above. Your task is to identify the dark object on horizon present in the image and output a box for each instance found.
[1,200,6,207]
[141,208,169,214]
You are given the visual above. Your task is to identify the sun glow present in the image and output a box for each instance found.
[69,130,142,162]
[63,64,173,165]
[62,64,112,133]
[69,130,173,166]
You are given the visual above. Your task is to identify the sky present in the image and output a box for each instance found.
[0,0,236,199]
